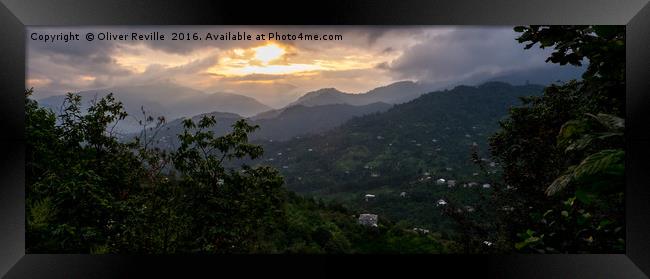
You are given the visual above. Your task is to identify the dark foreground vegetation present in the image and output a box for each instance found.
[25,89,456,253]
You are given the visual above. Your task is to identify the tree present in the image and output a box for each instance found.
[26,90,143,253]
[26,90,288,253]
[171,116,287,253]
[490,25,625,253]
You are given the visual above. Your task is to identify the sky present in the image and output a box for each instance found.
[27,26,560,108]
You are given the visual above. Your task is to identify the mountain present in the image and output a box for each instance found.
[256,82,546,229]
[486,65,585,85]
[143,102,393,148]
[288,81,432,107]
[253,102,393,141]
[38,83,271,133]
[141,111,243,149]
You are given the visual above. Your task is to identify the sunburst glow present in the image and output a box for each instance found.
[253,44,285,64]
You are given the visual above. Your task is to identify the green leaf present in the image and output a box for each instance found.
[543,210,554,218]
[564,135,594,152]
[598,219,612,228]
[564,196,576,207]
[526,236,541,243]
[572,149,624,181]
[515,241,529,250]
[577,212,592,225]
[557,119,588,146]
[585,113,624,132]
[575,189,596,205]
[546,173,573,196]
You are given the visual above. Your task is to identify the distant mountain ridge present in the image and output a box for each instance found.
[253,102,393,141]
[38,83,271,133]
[288,81,432,107]
[142,101,393,147]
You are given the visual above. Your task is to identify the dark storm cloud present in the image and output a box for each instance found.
[375,62,390,70]
[386,27,552,82]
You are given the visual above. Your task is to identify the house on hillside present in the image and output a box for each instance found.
[365,194,376,201]
[413,228,430,234]
[358,214,378,227]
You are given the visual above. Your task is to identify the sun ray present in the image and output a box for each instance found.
[253,44,286,64]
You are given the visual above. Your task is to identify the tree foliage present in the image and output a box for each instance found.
[489,25,625,253]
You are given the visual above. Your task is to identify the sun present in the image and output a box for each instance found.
[253,44,285,64]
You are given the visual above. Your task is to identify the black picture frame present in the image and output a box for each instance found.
[1,0,649,277]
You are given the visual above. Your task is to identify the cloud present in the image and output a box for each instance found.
[27,26,567,108]
[386,27,553,83]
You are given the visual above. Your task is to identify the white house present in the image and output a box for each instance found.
[413,228,430,234]
[365,194,376,201]
[358,214,378,227]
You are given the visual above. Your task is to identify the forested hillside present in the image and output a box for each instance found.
[257,82,544,234]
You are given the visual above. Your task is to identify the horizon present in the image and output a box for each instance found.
[27,26,582,109]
